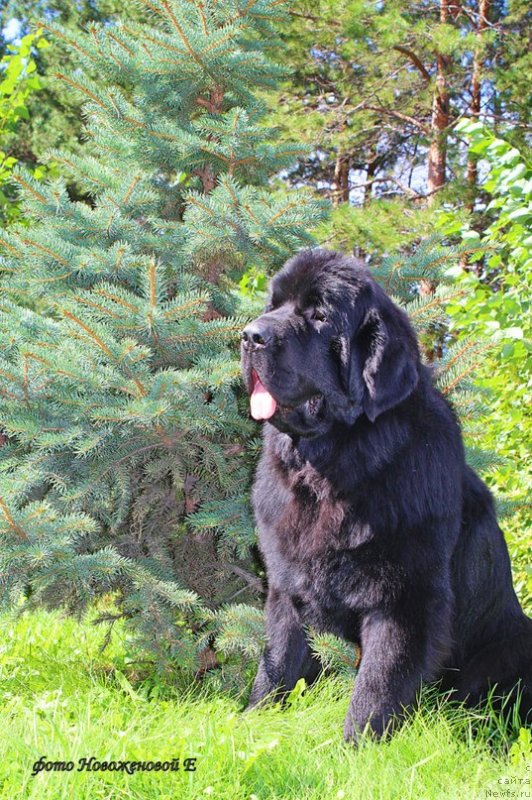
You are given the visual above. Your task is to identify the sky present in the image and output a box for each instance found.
[2,17,22,43]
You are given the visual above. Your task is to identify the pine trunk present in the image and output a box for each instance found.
[466,0,490,210]
[363,157,377,206]
[333,152,351,206]
[427,0,452,203]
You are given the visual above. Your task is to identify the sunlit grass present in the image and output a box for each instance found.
[0,610,529,799]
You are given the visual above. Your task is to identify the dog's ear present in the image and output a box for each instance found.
[356,305,419,422]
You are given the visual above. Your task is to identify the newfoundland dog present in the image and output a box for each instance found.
[240,248,531,743]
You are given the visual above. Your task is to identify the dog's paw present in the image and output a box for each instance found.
[343,705,395,745]
[243,687,279,712]
[342,718,362,747]
[342,709,375,746]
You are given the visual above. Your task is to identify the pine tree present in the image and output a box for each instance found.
[263,0,530,252]
[0,0,324,678]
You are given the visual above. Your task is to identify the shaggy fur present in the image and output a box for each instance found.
[240,248,532,743]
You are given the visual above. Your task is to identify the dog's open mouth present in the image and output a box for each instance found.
[249,370,322,421]
[249,370,277,420]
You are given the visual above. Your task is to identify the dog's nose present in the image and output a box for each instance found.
[241,320,273,350]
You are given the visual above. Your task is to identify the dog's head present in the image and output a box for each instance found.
[241,249,420,437]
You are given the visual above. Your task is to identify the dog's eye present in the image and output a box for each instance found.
[310,309,327,323]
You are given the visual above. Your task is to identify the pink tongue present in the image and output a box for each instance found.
[250,377,277,420]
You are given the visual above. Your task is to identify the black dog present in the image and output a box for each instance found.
[240,248,532,743]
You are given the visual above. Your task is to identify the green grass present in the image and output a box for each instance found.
[0,611,530,800]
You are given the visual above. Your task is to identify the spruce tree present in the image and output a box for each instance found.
[0,0,323,677]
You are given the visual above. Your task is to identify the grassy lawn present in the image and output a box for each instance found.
[0,611,530,800]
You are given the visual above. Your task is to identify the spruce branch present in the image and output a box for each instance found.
[0,497,29,540]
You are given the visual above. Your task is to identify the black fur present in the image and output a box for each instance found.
[240,248,532,743]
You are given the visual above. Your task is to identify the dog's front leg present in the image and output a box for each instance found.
[246,585,321,709]
[343,607,445,743]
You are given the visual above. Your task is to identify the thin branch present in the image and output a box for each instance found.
[362,105,430,133]
[0,497,28,540]
[393,46,432,81]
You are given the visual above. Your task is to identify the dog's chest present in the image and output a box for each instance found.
[252,449,362,605]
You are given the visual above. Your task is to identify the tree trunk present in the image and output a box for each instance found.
[427,0,453,203]
[196,86,224,287]
[466,0,490,210]
[196,86,224,195]
[333,152,351,206]
[363,156,377,206]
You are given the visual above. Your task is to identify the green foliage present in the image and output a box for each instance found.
[442,122,531,489]
[0,0,324,677]
[262,0,530,215]
[510,726,532,767]
[492,0,532,143]
[0,29,49,222]
[441,120,531,605]
[315,198,436,258]
[3,1,148,178]
[238,266,268,296]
